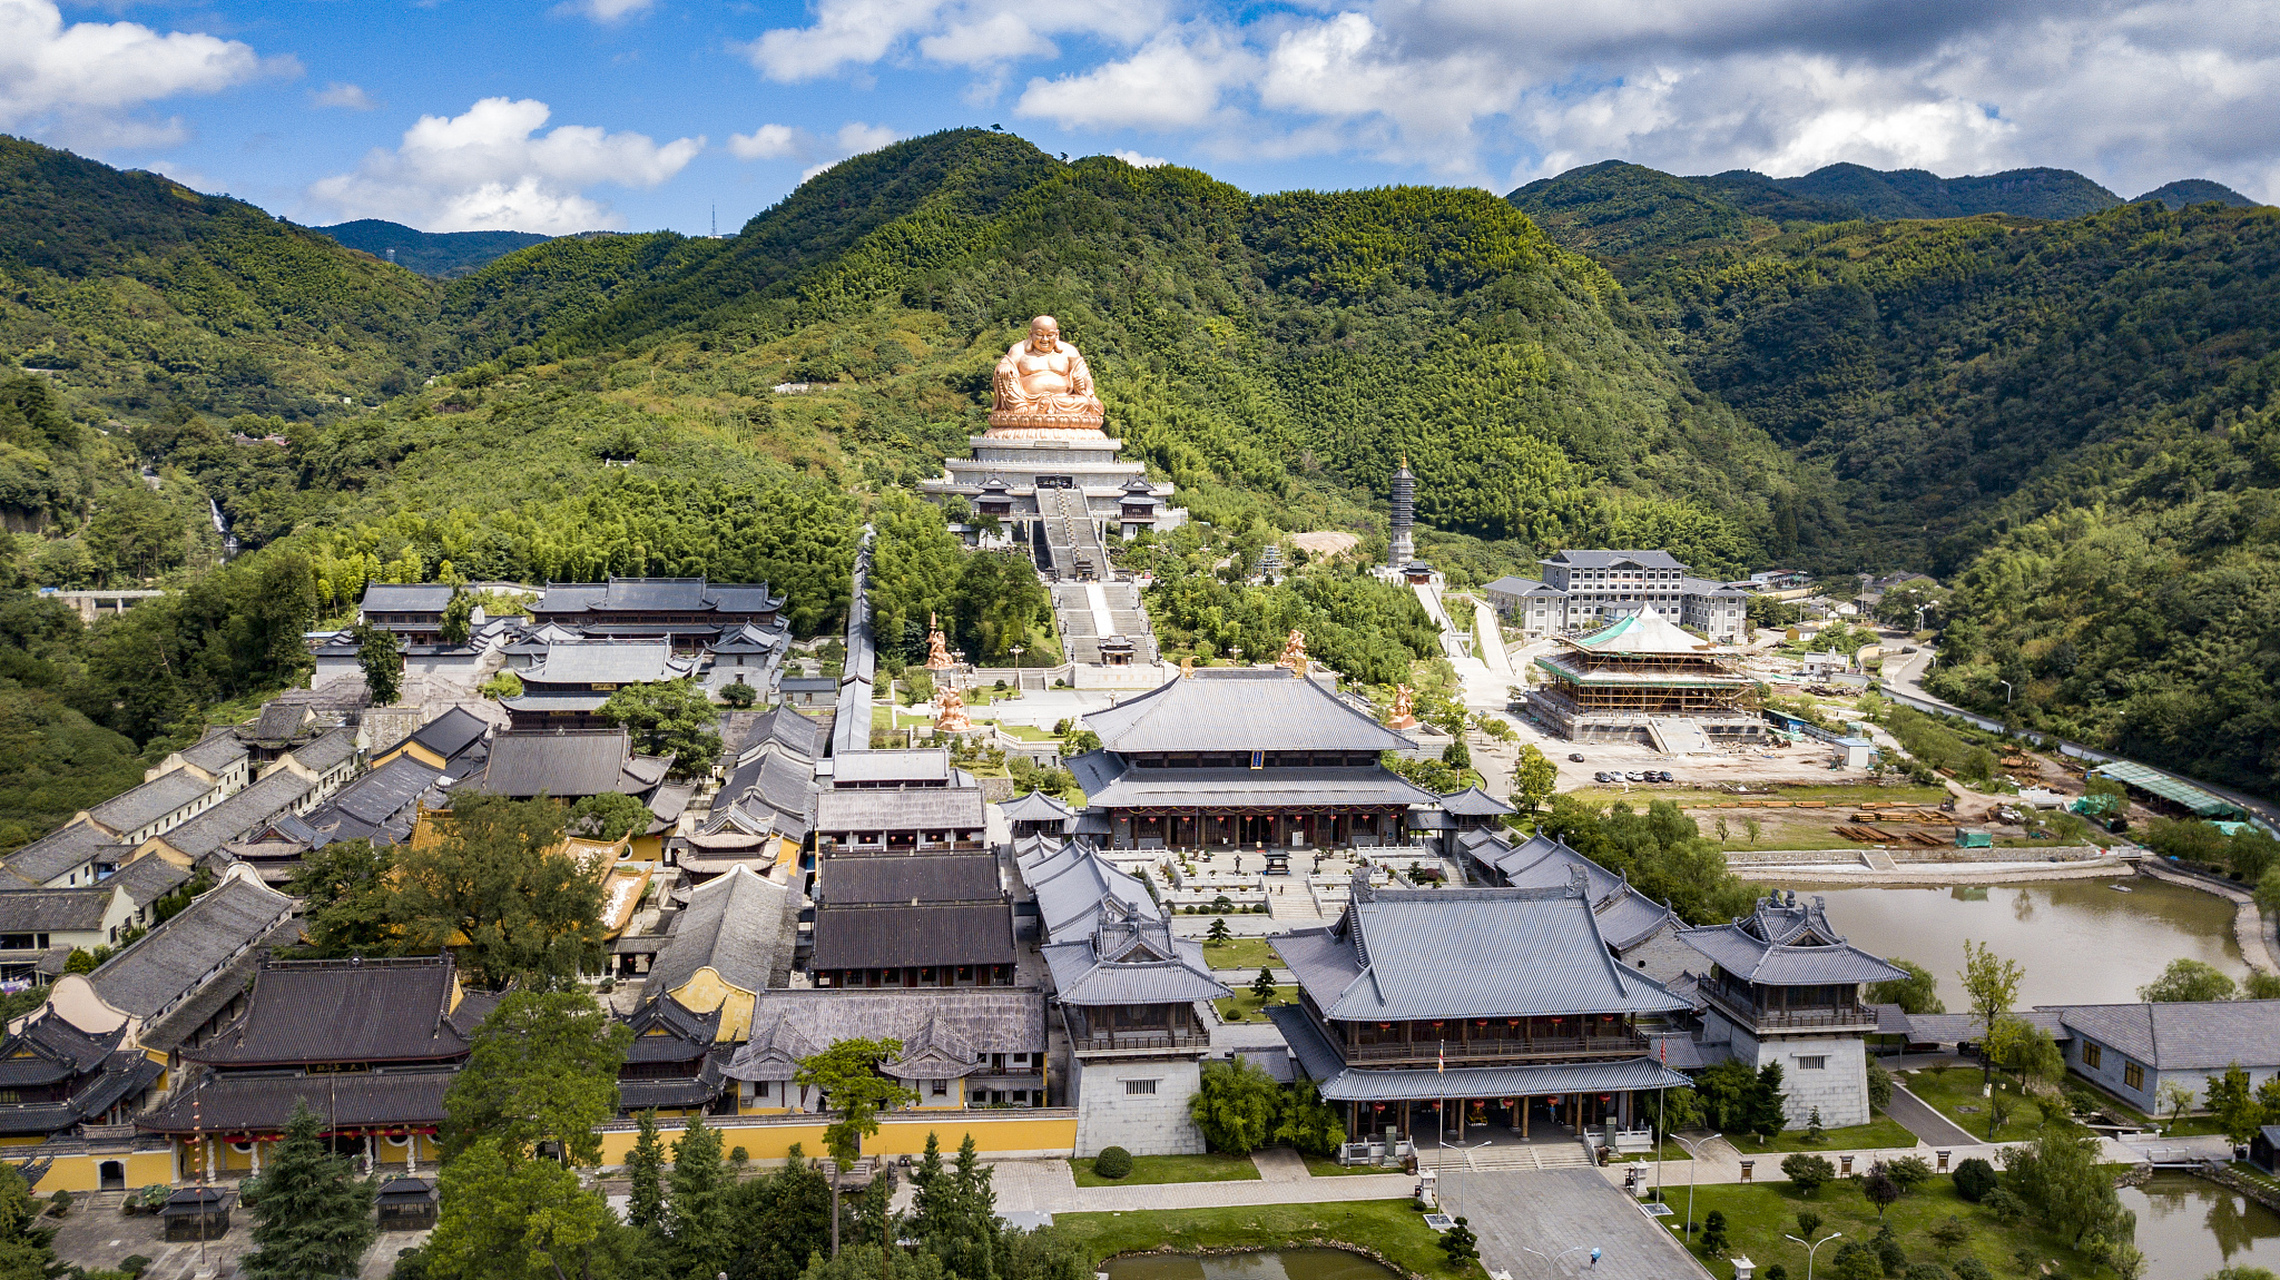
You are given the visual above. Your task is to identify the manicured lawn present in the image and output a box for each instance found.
[1053,1200,1482,1279]
[1677,1175,2110,1280]
[1071,1152,1262,1187]
[1726,1113,1921,1155]
[1897,1067,2055,1144]
[1201,936,1282,972]
[1214,986,1297,1024]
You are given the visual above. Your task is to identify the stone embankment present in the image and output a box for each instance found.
[2136,859,2280,974]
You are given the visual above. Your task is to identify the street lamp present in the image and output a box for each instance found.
[1667,1131,1722,1242]
[1783,1230,1843,1280]
[1434,1132,1492,1219]
[1998,679,2013,705]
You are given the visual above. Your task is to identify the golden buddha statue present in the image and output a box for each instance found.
[924,612,955,672]
[935,686,973,733]
[987,315,1106,437]
[1387,684,1418,730]
[1276,629,1309,676]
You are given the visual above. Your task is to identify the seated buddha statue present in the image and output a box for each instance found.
[988,315,1106,435]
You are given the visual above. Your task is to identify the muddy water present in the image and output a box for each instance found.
[1767,878,2245,1008]
[2122,1173,2280,1277]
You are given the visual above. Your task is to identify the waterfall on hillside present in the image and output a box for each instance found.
[209,497,239,559]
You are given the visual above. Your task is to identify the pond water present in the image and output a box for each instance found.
[1762,877,2246,1008]
[2123,1173,2280,1277]
[1102,1250,1399,1280]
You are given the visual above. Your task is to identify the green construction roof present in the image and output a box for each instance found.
[2089,761,2244,818]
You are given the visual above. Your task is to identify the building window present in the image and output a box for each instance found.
[1125,1079,1159,1096]
[1796,1056,1827,1070]
[930,1079,948,1098]
[2082,1042,2102,1069]
[754,1081,771,1098]
[2124,1062,2145,1090]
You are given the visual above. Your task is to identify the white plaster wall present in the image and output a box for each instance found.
[1072,1057,1205,1157]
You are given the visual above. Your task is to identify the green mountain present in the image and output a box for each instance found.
[314,219,553,278]
[2132,179,2259,210]
[1760,163,2124,220]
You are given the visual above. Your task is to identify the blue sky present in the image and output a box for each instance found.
[3,0,2274,235]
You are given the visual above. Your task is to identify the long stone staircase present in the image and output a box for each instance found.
[1036,486,1108,582]
[1053,580,1159,664]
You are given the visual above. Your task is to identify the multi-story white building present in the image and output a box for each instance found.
[1482,549,1750,642]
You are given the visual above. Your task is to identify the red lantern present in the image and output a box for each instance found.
[1599,1094,1612,1102]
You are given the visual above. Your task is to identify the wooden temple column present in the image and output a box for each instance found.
[1521,1097,1530,1138]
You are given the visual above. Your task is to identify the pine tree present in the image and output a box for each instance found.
[1750,1062,1789,1140]
[667,1113,734,1278]
[1250,967,1276,1002]
[908,1130,948,1241]
[626,1109,665,1233]
[241,1101,377,1280]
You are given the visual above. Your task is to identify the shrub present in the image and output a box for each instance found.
[1438,1217,1478,1268]
[1873,1224,1907,1274]
[1952,1156,1998,1203]
[1830,1242,1881,1280]
[1885,1154,1934,1192]
[1092,1146,1133,1179]
[1981,1187,2027,1224]
[1781,1153,1836,1196]
[1699,1209,1728,1257]
[47,1189,71,1217]
[1951,1260,1993,1280]
[1902,1266,1949,1280]
[120,1258,152,1278]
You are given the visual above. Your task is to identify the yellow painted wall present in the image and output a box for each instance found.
[594,1113,1077,1167]
[33,1148,179,1194]
[668,969,756,1042]
[375,741,448,770]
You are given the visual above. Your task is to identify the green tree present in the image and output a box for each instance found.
[570,792,650,841]
[1748,1062,1788,1141]
[479,671,524,700]
[1205,917,1231,943]
[1860,1166,1901,1219]
[794,1038,917,1256]
[439,590,474,646]
[443,990,631,1165]
[288,839,397,957]
[625,1109,666,1234]
[1273,1080,1347,1158]
[0,1162,56,1280]
[667,1114,735,1278]
[1250,967,1276,1002]
[1440,1216,1479,1267]
[1869,958,1945,1014]
[721,681,757,708]
[2000,1121,2122,1243]
[1960,940,2022,1094]
[2160,1078,2199,1131]
[1509,744,1557,814]
[1781,1153,1835,1197]
[2140,957,2238,1003]
[394,791,606,988]
[353,624,403,706]
[1984,1016,2065,1096]
[1442,737,1471,771]
[423,1138,628,1280]
[2207,1063,2263,1146]
[241,1101,377,1280]
[1190,1057,1282,1155]
[599,679,722,780]
[62,948,96,975]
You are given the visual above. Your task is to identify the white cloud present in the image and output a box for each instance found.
[1018,30,1253,130]
[1112,149,1168,168]
[0,0,290,150]
[560,0,656,22]
[306,97,703,234]
[733,0,2280,205]
[799,122,902,180]
[729,122,802,160]
[312,82,376,111]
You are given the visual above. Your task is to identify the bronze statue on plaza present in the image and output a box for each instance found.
[987,315,1106,437]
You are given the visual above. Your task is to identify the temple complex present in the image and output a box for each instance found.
[1526,605,1763,745]
[920,316,1181,580]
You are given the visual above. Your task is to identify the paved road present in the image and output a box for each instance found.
[1450,1167,1712,1280]
[1882,1084,1981,1147]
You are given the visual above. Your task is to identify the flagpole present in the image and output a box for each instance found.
[1656,1037,1668,1206]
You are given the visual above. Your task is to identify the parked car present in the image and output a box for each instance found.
[1624,771,1646,782]
[1658,771,1677,782]
[1593,771,1612,783]
[1568,752,1586,763]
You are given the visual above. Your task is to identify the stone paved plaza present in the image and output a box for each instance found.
[1442,1167,1710,1280]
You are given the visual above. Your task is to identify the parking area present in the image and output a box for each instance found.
[1444,1166,1711,1280]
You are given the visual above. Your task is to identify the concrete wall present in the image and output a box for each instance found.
[1712,1010,1874,1128]
[592,1110,1079,1166]
[1071,1056,1205,1157]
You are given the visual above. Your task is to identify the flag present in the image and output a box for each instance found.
[1438,1040,1444,1074]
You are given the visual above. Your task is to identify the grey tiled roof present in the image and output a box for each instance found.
[1482,576,1564,597]
[815,787,985,832]
[1042,909,1228,1006]
[361,583,455,613]
[324,757,444,830]
[831,749,951,786]
[1277,884,1691,1021]
[1679,893,1904,986]
[156,770,318,858]
[90,873,297,1020]
[1265,1005,1690,1102]
[3,823,119,887]
[286,727,359,775]
[648,866,793,998]
[478,730,638,799]
[724,989,1043,1083]
[0,888,115,932]
[998,790,1074,822]
[1438,786,1515,818]
[536,577,781,616]
[1082,669,1414,754]
[177,729,251,776]
[185,956,470,1067]
[391,707,492,764]
[821,854,1000,905]
[810,902,1015,969]
[85,769,215,836]
[108,856,190,909]
[521,641,693,686]
[1020,839,1157,942]
[2053,1001,2280,1071]
[1487,836,1675,950]
[1542,549,1688,570]
[1902,1010,2068,1044]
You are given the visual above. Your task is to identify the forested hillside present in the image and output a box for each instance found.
[314,220,551,277]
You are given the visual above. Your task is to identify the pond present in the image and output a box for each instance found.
[1102,1249,1400,1280]
[2123,1173,2280,1277]
[1762,877,2246,1008]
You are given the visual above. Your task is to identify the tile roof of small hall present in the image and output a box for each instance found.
[1081,668,1414,754]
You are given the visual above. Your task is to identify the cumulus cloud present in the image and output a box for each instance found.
[726,120,902,181]
[740,0,2280,203]
[561,0,656,22]
[306,97,703,233]
[1113,149,1168,168]
[0,0,291,150]
[312,82,377,111]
